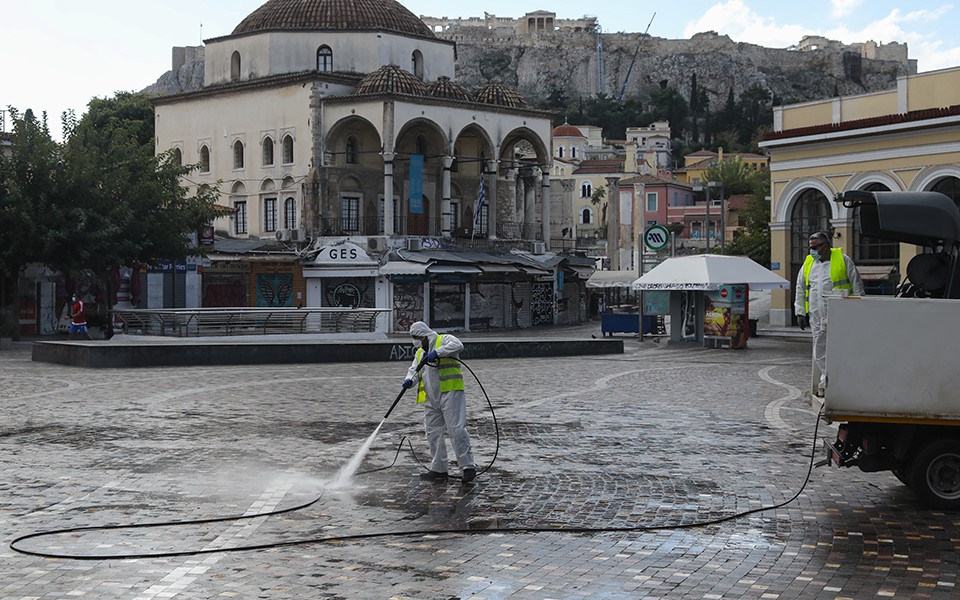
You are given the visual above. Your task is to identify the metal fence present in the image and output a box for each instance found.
[112,308,390,337]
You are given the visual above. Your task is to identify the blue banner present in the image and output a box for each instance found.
[409,154,424,214]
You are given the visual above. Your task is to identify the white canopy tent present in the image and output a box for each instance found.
[630,255,789,345]
[631,254,789,291]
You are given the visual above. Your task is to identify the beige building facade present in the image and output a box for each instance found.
[760,66,960,326]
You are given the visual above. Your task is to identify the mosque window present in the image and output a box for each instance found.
[172,147,182,166]
[282,135,294,164]
[233,140,244,169]
[345,136,359,164]
[284,197,297,229]
[231,51,241,81]
[317,46,333,72]
[412,50,424,80]
[199,145,210,173]
[262,137,274,167]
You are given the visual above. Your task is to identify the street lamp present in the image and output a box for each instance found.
[707,181,725,253]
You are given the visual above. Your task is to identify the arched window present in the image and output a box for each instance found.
[199,145,210,172]
[558,146,564,158]
[231,51,241,81]
[284,197,297,229]
[581,182,592,198]
[262,137,274,166]
[411,49,424,80]
[581,207,592,224]
[317,45,333,72]
[172,147,182,166]
[931,176,960,208]
[345,136,359,164]
[571,146,578,159]
[282,134,294,164]
[233,140,244,169]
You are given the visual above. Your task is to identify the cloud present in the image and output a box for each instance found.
[683,2,960,72]
[682,0,809,48]
[830,0,863,19]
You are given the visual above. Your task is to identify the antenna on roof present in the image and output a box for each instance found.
[617,13,656,107]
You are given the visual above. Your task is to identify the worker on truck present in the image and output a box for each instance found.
[795,231,864,397]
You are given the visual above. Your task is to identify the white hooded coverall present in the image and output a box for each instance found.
[406,322,475,475]
[794,251,865,393]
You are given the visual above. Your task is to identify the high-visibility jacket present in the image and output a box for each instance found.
[801,248,852,313]
[414,334,464,404]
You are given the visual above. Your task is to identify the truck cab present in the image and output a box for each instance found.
[823,190,960,509]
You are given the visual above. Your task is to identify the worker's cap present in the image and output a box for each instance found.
[409,321,433,339]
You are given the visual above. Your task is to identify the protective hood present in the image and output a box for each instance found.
[409,321,435,338]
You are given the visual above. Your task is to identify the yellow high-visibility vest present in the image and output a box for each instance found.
[414,335,464,403]
[802,247,852,313]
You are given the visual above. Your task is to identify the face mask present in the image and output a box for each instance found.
[809,248,819,258]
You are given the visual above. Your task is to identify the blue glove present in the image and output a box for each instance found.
[402,379,414,389]
[425,350,439,362]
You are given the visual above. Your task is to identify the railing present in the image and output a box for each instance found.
[316,217,542,240]
[112,308,390,337]
[318,216,444,237]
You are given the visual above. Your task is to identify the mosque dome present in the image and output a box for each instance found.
[232,0,436,40]
[473,83,528,108]
[426,76,472,102]
[353,65,428,96]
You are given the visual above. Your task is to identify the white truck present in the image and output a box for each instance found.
[822,190,960,509]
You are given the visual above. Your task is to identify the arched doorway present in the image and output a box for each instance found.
[790,188,831,324]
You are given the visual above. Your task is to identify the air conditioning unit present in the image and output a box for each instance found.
[275,229,292,242]
[531,242,546,255]
[368,236,385,252]
[406,238,422,251]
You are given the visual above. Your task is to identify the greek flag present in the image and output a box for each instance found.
[473,176,485,229]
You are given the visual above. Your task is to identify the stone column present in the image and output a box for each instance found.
[382,152,395,235]
[486,160,499,240]
[606,177,620,270]
[441,155,453,238]
[540,169,550,247]
[381,101,396,236]
[523,171,537,239]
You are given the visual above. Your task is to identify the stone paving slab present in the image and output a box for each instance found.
[2,333,958,599]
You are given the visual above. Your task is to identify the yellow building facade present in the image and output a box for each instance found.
[760,66,960,326]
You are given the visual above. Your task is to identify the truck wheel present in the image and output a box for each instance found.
[908,440,960,509]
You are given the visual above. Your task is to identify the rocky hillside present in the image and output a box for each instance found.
[449,30,907,107]
[146,30,908,108]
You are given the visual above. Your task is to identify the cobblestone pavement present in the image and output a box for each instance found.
[1,330,957,600]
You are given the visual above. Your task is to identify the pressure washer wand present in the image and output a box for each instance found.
[382,354,429,420]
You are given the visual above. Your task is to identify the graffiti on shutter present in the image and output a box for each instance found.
[531,281,554,326]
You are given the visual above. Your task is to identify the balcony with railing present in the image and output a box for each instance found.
[316,216,542,241]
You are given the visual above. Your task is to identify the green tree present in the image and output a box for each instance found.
[0,108,64,340]
[590,187,607,236]
[51,92,221,323]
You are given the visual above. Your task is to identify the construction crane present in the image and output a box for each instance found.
[617,13,656,107]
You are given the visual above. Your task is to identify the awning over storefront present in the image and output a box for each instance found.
[586,270,640,288]
[379,261,429,275]
[427,264,483,274]
[566,265,595,279]
[478,264,521,273]
[521,266,552,276]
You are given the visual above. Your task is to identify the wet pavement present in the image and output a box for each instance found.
[1,325,957,599]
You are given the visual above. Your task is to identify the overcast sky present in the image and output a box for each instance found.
[5,0,958,137]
